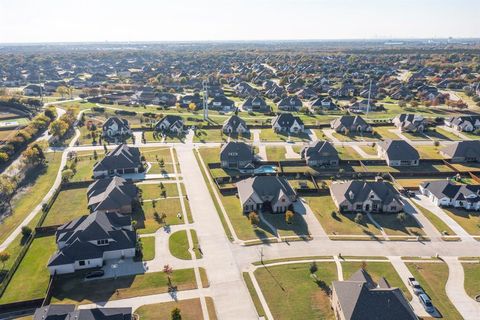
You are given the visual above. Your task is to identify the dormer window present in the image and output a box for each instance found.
[97,239,109,245]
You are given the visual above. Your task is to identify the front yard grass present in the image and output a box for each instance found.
[135,297,217,320]
[304,195,381,237]
[0,152,62,244]
[169,230,191,260]
[67,150,105,182]
[0,235,56,304]
[43,187,88,227]
[406,262,463,320]
[139,182,179,200]
[265,146,286,161]
[358,145,378,156]
[141,236,155,261]
[417,145,446,160]
[414,204,456,236]
[194,129,251,143]
[341,261,411,300]
[198,146,221,164]
[335,146,360,160]
[443,208,480,236]
[260,128,310,142]
[134,198,185,234]
[254,262,337,320]
[370,213,425,237]
[462,263,480,300]
[332,131,380,142]
[50,269,198,305]
[141,147,175,174]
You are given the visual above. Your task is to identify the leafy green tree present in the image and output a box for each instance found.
[0,252,10,271]
[171,308,181,320]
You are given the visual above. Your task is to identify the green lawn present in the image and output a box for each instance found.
[414,204,456,236]
[0,152,62,244]
[434,127,462,141]
[370,213,425,237]
[372,127,402,140]
[141,236,155,261]
[444,208,480,236]
[67,150,105,182]
[335,146,360,160]
[169,230,191,260]
[139,183,179,200]
[265,146,286,161]
[198,147,221,164]
[254,262,337,320]
[194,129,251,143]
[304,195,381,237]
[332,131,380,142]
[190,230,201,259]
[51,269,198,305]
[462,263,480,299]
[341,261,411,300]
[43,188,88,226]
[0,235,57,303]
[134,198,185,234]
[135,297,217,320]
[141,147,175,174]
[406,262,463,320]
[260,128,310,142]
[417,145,446,160]
[358,145,378,157]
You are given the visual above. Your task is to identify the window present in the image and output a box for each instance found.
[390,206,396,211]
[97,239,109,245]
[356,204,362,210]
[79,260,85,266]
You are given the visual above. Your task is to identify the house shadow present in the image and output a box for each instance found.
[260,209,310,239]
[229,132,251,141]
[253,228,273,245]
[370,212,423,236]
[51,271,137,304]
[131,204,147,230]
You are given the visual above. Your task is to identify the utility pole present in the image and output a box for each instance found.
[203,80,209,121]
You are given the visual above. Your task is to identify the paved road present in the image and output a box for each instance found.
[176,146,258,320]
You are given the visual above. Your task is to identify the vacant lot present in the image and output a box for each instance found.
[260,129,310,142]
[406,262,462,320]
[43,187,88,226]
[254,262,337,320]
[134,198,186,234]
[141,147,175,174]
[265,146,286,161]
[135,297,217,320]
[462,263,480,300]
[0,235,56,304]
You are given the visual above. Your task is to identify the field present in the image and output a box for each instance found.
[253,262,337,320]
[43,187,88,226]
[443,208,480,236]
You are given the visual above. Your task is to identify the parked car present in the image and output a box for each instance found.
[408,277,423,295]
[419,293,435,313]
[85,270,105,279]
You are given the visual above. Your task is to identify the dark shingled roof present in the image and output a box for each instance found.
[330,180,403,206]
[223,115,248,131]
[48,212,136,267]
[301,140,339,162]
[33,304,132,320]
[87,176,138,212]
[272,113,304,128]
[93,144,142,173]
[332,269,417,320]
[220,141,254,164]
[378,140,419,161]
[441,141,480,159]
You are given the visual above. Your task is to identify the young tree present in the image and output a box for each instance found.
[248,212,259,227]
[0,175,16,210]
[61,169,74,182]
[309,261,318,274]
[49,119,69,138]
[0,252,10,271]
[397,212,407,223]
[21,226,32,238]
[354,213,364,224]
[171,308,182,320]
[285,210,294,224]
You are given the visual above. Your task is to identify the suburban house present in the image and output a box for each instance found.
[440,140,480,163]
[242,96,269,112]
[444,115,480,132]
[208,95,236,112]
[236,176,297,213]
[309,97,337,110]
[300,140,339,167]
[331,268,416,320]
[93,144,143,178]
[47,211,137,275]
[277,96,303,111]
[377,140,420,166]
[348,99,379,113]
[154,115,184,133]
[23,84,42,96]
[272,113,305,133]
[392,114,427,132]
[330,180,404,213]
[87,176,138,214]
[223,115,249,135]
[33,304,133,320]
[420,180,480,210]
[102,117,131,138]
[157,92,177,106]
[179,93,203,109]
[330,116,372,133]
[220,141,254,169]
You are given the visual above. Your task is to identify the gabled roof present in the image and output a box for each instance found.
[220,141,254,163]
[272,113,304,128]
[236,176,296,206]
[49,211,136,267]
[441,141,480,159]
[331,180,403,206]
[102,117,130,131]
[87,176,137,212]
[331,115,369,129]
[33,304,132,320]
[223,115,248,131]
[93,144,142,172]
[378,140,419,161]
[332,268,416,320]
[301,140,339,162]
[420,180,480,200]
[154,115,183,130]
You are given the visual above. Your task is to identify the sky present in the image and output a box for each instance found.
[0,0,479,43]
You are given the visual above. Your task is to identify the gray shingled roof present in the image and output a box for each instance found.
[223,115,248,131]
[93,144,142,172]
[236,176,295,206]
[220,141,254,163]
[421,180,480,200]
[441,141,480,159]
[332,268,417,320]
[87,176,138,212]
[301,140,339,162]
[378,140,419,161]
[272,113,304,128]
[48,212,136,267]
[102,117,130,132]
[331,180,403,206]
[33,304,132,320]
